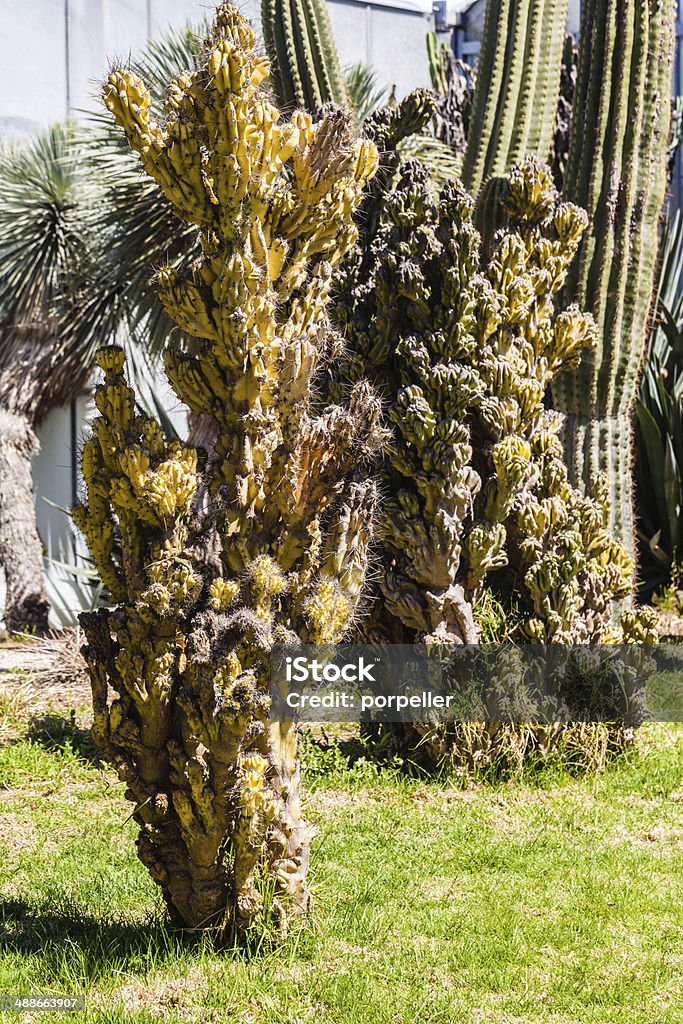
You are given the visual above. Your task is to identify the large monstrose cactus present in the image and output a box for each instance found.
[75,5,383,935]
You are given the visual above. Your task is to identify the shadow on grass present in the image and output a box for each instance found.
[0,896,176,979]
[27,711,105,767]
[0,895,292,980]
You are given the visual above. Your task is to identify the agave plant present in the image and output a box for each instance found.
[636,211,683,594]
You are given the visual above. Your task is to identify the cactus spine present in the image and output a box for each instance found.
[552,0,675,561]
[462,0,569,194]
[261,0,349,111]
[77,5,383,935]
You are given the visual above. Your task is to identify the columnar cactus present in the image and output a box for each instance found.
[261,0,349,111]
[552,0,675,561]
[335,156,644,646]
[76,5,383,935]
[462,0,569,195]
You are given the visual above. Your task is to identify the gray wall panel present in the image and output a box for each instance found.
[328,2,370,69]
[368,5,431,93]
[67,0,107,113]
[105,0,152,67]
[0,0,431,140]
[0,0,68,129]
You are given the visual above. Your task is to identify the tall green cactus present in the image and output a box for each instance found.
[462,0,569,194]
[552,0,675,561]
[261,0,349,111]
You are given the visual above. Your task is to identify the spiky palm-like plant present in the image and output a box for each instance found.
[0,126,101,632]
[635,212,683,593]
[0,24,209,632]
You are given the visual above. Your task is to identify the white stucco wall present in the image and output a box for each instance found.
[0,0,431,140]
[329,0,431,91]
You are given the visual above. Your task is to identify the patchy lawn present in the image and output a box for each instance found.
[0,663,681,1023]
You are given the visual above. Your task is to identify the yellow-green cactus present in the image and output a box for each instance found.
[77,5,383,936]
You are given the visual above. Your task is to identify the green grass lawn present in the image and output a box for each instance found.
[0,688,682,1023]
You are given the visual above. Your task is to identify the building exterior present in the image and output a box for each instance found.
[0,0,434,626]
[0,0,433,139]
[434,0,581,61]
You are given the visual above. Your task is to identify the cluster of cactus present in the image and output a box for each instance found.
[75,4,384,935]
[422,0,675,579]
[261,0,348,111]
[552,0,675,562]
[426,32,474,155]
[334,155,651,647]
[256,0,674,568]
[333,153,657,771]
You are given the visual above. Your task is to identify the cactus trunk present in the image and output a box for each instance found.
[0,410,49,635]
[552,0,675,562]
[261,0,349,111]
[462,0,569,194]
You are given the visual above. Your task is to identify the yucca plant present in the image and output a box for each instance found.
[0,24,209,632]
[636,211,683,594]
[344,64,387,124]
[0,125,101,632]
